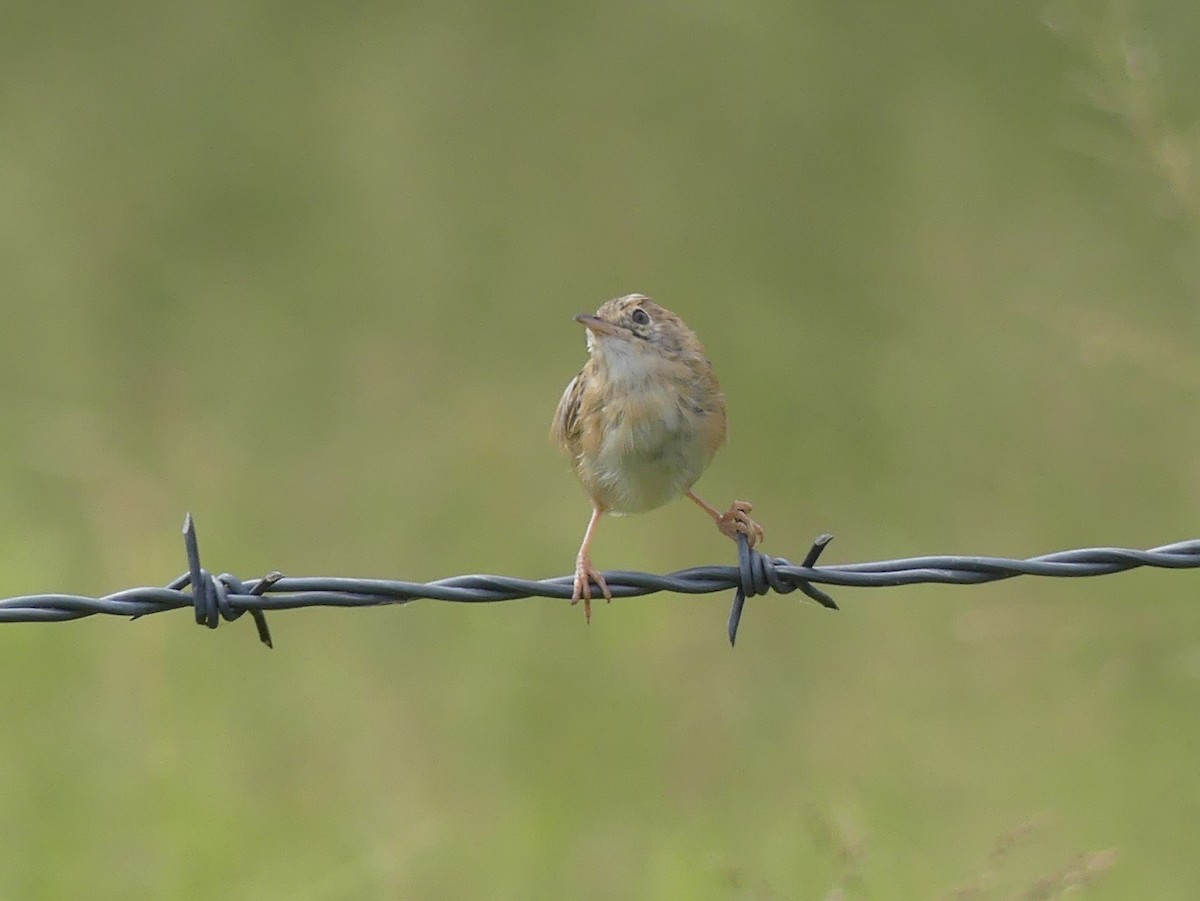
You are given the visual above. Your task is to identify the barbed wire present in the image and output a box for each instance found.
[1,514,1197,647]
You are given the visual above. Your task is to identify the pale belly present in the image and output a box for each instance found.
[578,402,717,515]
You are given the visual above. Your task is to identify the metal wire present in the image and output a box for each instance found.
[1,514,1197,647]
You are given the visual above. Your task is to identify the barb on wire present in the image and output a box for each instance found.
[0,514,1198,647]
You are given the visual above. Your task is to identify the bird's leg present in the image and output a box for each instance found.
[686,490,765,547]
[572,505,611,622]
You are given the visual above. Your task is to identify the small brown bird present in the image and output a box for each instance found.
[552,293,764,621]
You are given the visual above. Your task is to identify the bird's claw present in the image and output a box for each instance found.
[716,500,764,547]
[571,554,612,623]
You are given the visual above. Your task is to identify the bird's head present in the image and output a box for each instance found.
[574,294,703,365]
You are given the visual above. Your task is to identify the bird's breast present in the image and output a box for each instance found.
[577,376,723,515]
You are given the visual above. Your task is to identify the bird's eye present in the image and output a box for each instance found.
[631,308,650,326]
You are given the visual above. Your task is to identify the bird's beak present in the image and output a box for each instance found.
[573,313,623,337]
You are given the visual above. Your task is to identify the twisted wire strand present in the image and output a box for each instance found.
[1,515,1197,647]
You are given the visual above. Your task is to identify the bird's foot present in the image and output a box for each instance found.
[571,552,612,623]
[715,500,764,548]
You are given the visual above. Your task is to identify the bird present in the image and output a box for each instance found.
[552,293,764,621]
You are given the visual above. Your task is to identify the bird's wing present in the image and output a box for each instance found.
[551,371,585,455]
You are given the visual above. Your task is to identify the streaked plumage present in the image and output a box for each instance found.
[553,297,725,514]
[553,293,763,620]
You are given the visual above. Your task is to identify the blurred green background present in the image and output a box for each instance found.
[2,0,1199,897]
